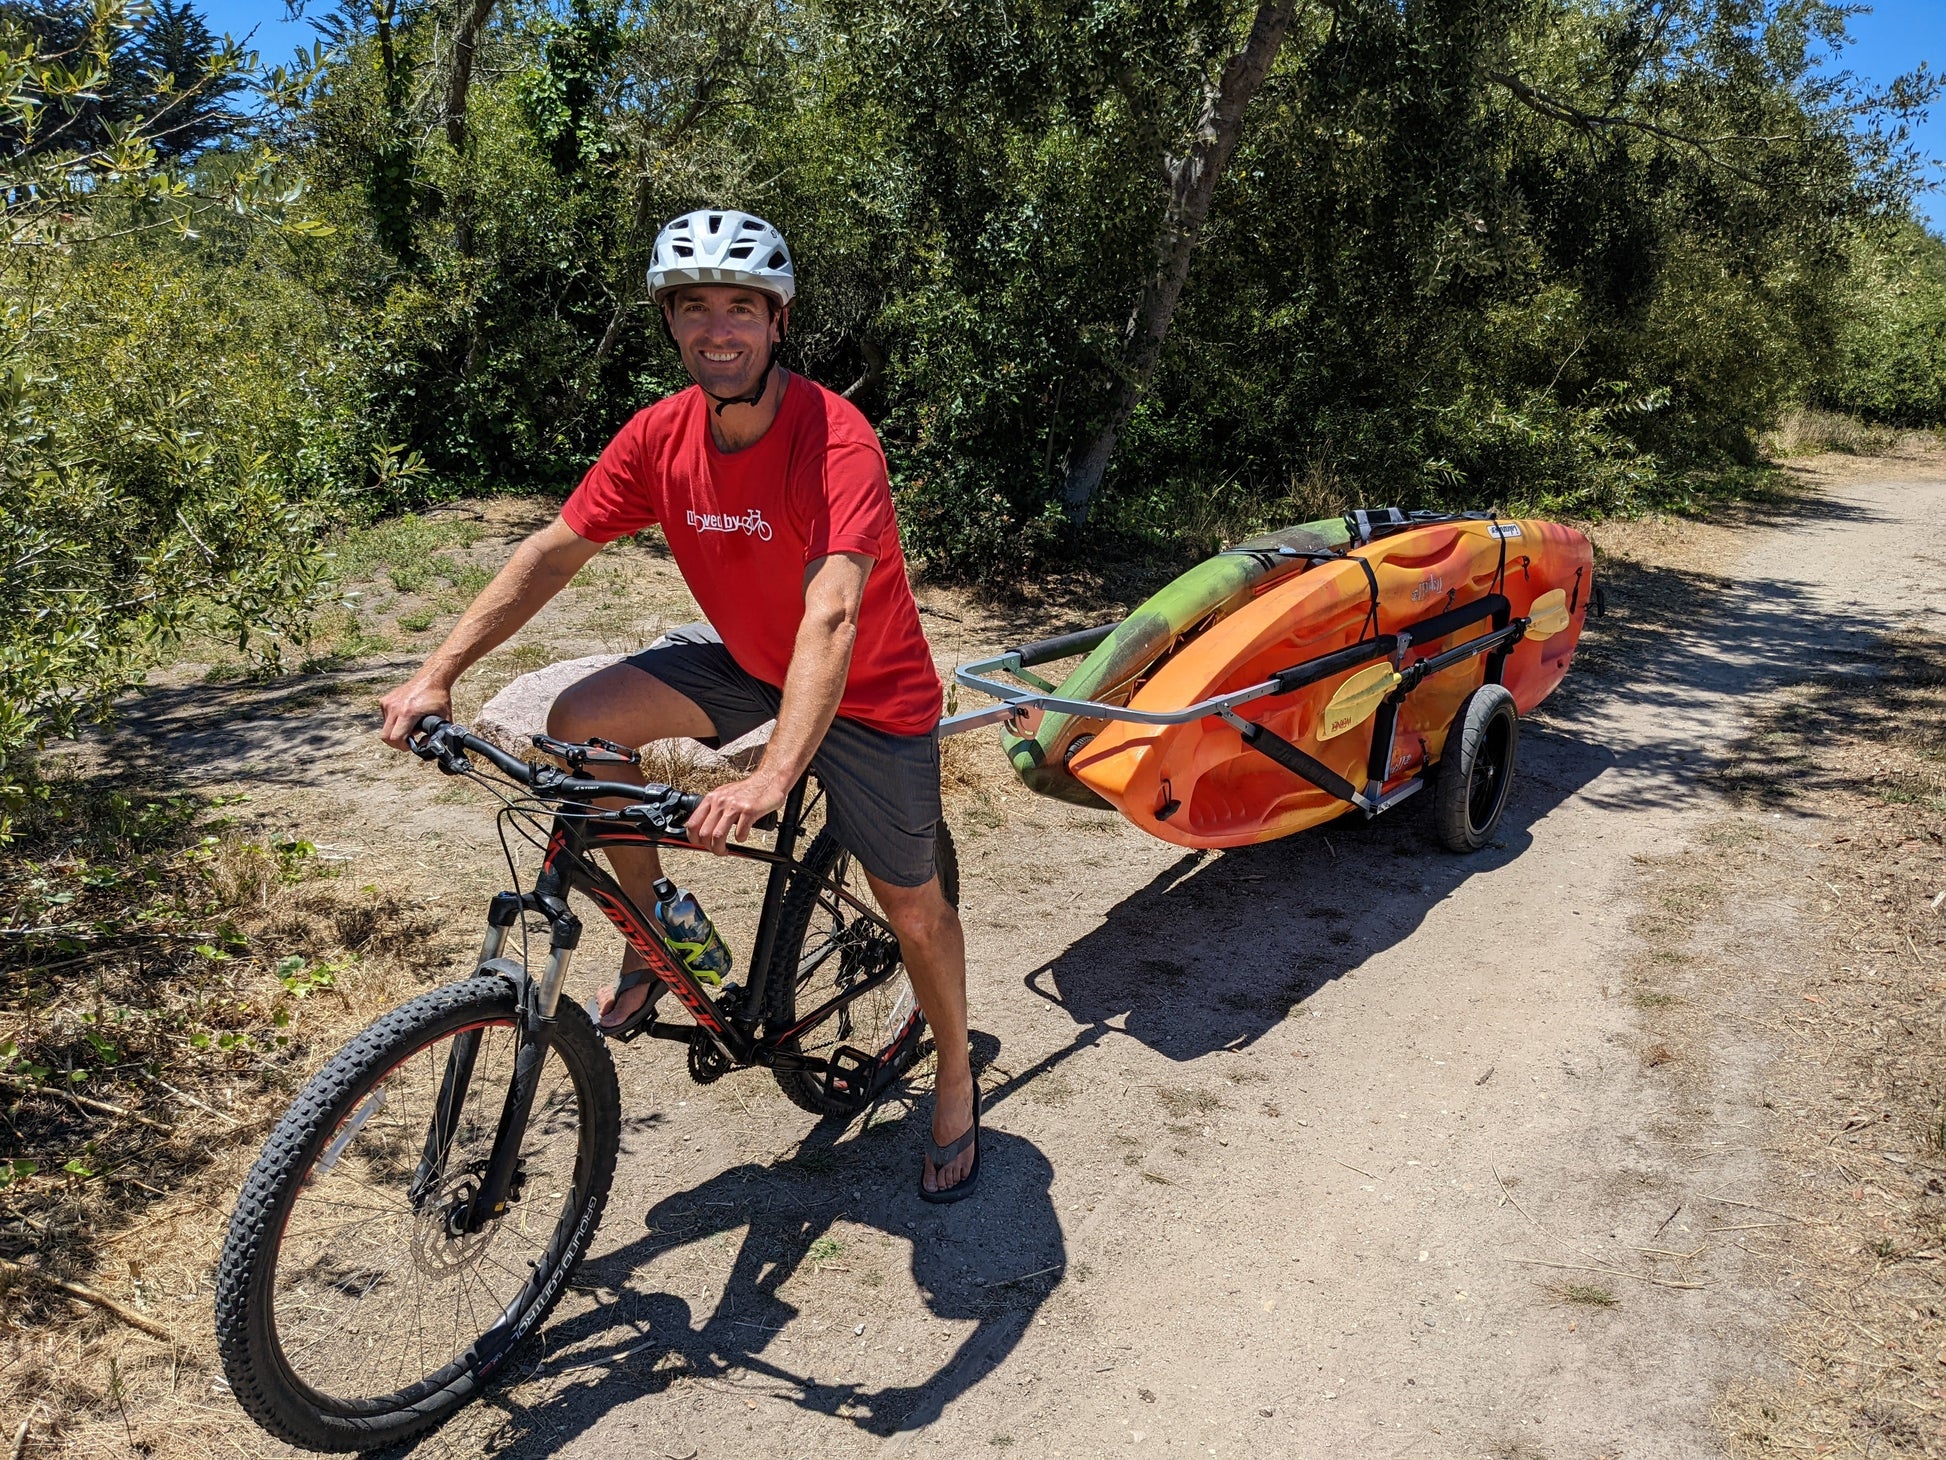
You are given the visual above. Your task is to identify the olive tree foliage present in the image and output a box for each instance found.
[122,0,1937,581]
[803,0,1935,573]
[1821,219,1946,426]
[0,0,331,830]
[270,0,800,496]
[1128,0,1933,525]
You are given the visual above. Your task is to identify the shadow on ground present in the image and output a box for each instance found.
[1018,484,1898,1066]
[438,1107,1061,1456]
[1014,725,1603,1065]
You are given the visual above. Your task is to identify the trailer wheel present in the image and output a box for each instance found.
[1432,684,1519,852]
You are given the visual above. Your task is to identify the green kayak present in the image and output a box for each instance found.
[1001,517,1351,807]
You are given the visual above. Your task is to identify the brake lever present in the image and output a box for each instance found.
[408,723,471,775]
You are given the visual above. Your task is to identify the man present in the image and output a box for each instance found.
[377,209,979,1202]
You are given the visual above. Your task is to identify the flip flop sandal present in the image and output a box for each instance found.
[917,1093,981,1205]
[586,963,663,1043]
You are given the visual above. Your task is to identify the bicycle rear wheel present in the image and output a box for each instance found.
[763,821,959,1115]
[215,974,619,1453]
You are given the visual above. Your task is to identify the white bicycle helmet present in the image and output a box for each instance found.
[647,209,796,307]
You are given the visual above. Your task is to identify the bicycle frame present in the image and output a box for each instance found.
[432,758,917,1233]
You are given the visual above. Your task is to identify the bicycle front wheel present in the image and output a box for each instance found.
[763,821,959,1115]
[215,974,619,1453]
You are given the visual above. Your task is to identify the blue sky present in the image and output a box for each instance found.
[196,0,1946,233]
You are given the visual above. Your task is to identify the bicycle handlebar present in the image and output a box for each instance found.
[408,715,704,827]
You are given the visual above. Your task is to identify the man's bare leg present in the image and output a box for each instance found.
[547,663,717,1026]
[870,873,975,1193]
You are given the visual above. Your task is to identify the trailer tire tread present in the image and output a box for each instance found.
[1431,683,1520,853]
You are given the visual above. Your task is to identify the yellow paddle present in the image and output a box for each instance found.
[1525,588,1571,640]
[1318,661,1403,741]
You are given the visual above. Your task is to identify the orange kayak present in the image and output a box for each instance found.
[1063,516,1593,848]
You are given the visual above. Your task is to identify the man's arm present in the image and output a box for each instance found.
[685,551,871,854]
[377,516,603,747]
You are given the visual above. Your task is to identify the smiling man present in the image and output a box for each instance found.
[376,210,980,1202]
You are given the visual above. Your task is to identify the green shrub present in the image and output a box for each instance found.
[0,2,334,833]
[1821,222,1946,428]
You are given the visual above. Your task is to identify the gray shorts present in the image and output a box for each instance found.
[624,624,943,888]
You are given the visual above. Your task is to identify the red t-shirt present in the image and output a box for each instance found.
[563,376,941,736]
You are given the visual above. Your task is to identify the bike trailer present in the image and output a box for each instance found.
[940,509,1597,851]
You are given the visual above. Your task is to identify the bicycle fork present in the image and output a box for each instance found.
[413,889,584,1236]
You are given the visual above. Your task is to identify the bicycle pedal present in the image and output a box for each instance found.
[821,1045,879,1110]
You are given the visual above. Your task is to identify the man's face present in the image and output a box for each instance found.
[665,285,785,402]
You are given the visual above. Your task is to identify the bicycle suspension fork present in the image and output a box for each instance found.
[435,866,585,1234]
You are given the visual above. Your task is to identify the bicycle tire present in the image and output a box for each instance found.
[762,821,959,1115]
[1431,683,1520,852]
[215,974,620,1453]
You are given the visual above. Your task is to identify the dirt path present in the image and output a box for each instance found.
[97,461,1946,1458]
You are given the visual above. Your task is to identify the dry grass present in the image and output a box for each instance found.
[1549,1282,1620,1309]
[1710,633,1946,1456]
[0,775,462,1457]
[1760,408,1910,459]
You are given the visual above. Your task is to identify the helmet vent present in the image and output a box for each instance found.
[647,208,796,307]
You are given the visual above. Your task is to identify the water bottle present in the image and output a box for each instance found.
[652,878,733,988]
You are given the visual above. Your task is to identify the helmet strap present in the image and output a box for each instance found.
[703,344,779,416]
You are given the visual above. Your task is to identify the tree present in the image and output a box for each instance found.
[0,0,331,835]
[1061,0,1302,524]
[133,0,250,156]
[0,0,247,159]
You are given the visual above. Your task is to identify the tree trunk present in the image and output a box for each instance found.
[444,0,497,152]
[1062,1,1298,525]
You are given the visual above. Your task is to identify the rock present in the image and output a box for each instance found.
[474,650,773,774]
[474,653,621,752]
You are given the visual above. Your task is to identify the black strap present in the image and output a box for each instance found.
[704,349,781,415]
[1234,720,1364,806]
[1402,593,1509,648]
[1352,554,1381,641]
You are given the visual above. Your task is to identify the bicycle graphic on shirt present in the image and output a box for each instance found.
[686,507,774,541]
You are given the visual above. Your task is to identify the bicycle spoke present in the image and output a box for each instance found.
[265,1017,585,1410]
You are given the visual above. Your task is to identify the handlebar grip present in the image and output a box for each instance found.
[1008,621,1118,668]
[416,713,447,735]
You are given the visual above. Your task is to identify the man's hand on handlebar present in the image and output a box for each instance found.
[685,774,787,856]
[378,675,454,751]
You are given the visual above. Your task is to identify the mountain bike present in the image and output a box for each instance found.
[213,716,957,1453]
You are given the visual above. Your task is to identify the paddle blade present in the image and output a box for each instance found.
[1526,588,1571,640]
[1319,662,1402,741]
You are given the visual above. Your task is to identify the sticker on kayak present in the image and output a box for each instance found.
[1319,663,1403,741]
[1489,523,1524,539]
